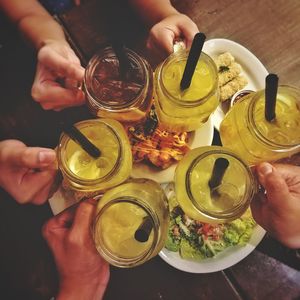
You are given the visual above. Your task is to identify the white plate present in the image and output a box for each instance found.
[130,117,214,183]
[202,38,269,130]
[159,183,266,273]
[159,225,265,273]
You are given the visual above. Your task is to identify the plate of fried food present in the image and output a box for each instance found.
[128,108,214,183]
[203,38,269,130]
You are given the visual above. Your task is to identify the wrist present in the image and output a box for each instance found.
[56,276,107,300]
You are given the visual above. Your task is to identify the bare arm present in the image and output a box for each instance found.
[128,0,178,27]
[0,0,66,50]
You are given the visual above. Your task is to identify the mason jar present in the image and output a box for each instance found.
[93,179,169,268]
[220,85,300,165]
[84,46,153,124]
[175,146,256,223]
[154,49,219,132]
[57,118,132,192]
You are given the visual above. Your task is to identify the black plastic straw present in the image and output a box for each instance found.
[63,125,101,159]
[265,73,279,122]
[134,216,153,243]
[180,32,206,90]
[209,158,229,190]
[112,41,131,79]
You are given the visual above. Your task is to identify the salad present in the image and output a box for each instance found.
[164,186,256,260]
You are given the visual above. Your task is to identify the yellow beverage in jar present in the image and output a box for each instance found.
[93,179,169,267]
[154,50,219,132]
[220,86,300,165]
[58,119,132,192]
[175,146,256,223]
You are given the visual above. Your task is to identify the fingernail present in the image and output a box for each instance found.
[39,150,56,164]
[258,162,273,176]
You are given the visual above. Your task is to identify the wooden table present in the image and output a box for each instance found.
[0,0,300,299]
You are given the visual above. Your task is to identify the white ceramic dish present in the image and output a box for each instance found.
[130,117,214,183]
[159,182,266,273]
[202,38,269,130]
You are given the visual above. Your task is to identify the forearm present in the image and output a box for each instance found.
[18,15,66,50]
[128,0,179,27]
[0,0,66,50]
[56,280,107,300]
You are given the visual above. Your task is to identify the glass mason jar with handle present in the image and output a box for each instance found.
[154,49,219,132]
[93,179,169,268]
[175,146,257,224]
[84,46,153,124]
[57,118,132,193]
[220,85,300,165]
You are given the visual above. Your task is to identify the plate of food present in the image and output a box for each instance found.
[202,38,269,130]
[129,113,214,183]
[159,183,266,273]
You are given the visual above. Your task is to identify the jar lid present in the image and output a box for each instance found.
[251,86,300,148]
[59,119,122,183]
[185,147,254,220]
[94,197,157,267]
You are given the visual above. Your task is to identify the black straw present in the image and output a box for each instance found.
[112,41,131,79]
[209,158,229,190]
[63,125,101,159]
[134,216,153,243]
[180,32,206,90]
[265,73,279,122]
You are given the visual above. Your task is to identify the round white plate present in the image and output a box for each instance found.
[159,225,265,273]
[130,117,214,183]
[202,38,269,130]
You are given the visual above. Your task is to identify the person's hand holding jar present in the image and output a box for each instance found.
[251,162,300,249]
[129,0,199,58]
[43,198,110,300]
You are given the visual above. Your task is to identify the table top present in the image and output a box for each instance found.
[0,0,300,299]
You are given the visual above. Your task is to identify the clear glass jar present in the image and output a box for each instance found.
[220,85,300,165]
[154,49,219,132]
[93,179,169,268]
[84,46,153,124]
[57,118,132,192]
[175,146,256,223]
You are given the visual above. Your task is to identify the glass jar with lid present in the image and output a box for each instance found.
[220,85,300,165]
[175,146,256,223]
[84,46,153,124]
[93,178,169,268]
[57,118,132,192]
[154,49,219,132]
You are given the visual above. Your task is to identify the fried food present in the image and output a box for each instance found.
[214,52,248,102]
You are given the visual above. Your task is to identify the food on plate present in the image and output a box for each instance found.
[126,107,190,169]
[165,188,256,260]
[214,52,248,102]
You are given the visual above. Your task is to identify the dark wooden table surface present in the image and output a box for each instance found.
[0,0,300,299]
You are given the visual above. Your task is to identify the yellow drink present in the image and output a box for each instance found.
[175,146,256,223]
[220,86,300,165]
[93,179,169,267]
[58,119,132,192]
[154,50,219,132]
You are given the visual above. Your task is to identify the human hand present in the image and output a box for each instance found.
[147,13,198,59]
[43,198,110,300]
[31,40,85,111]
[251,162,300,249]
[0,140,58,205]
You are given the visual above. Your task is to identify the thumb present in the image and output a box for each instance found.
[71,198,97,235]
[8,146,56,169]
[257,162,290,205]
